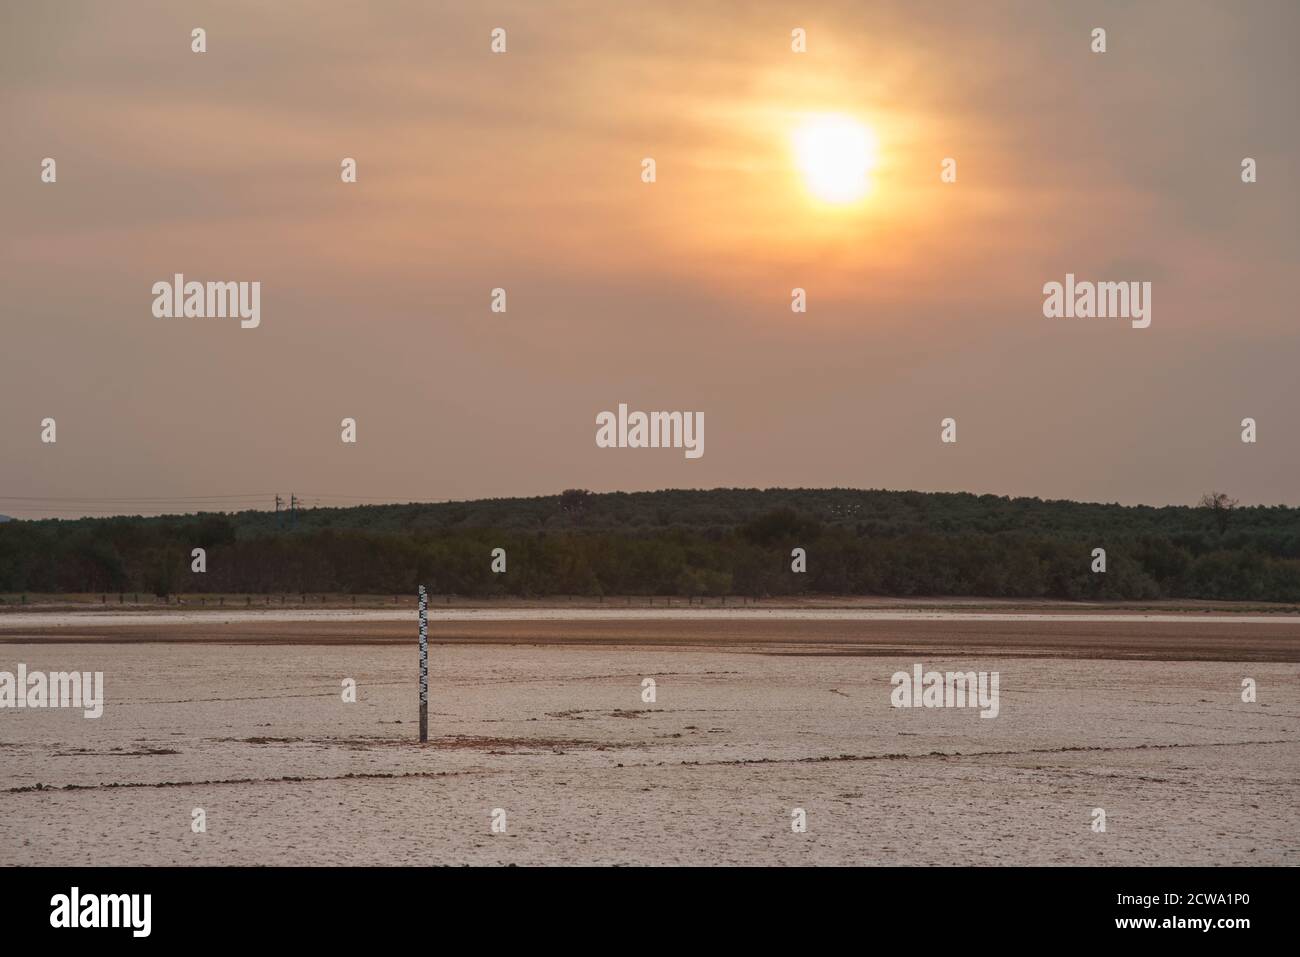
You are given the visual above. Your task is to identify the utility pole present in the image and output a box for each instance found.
[274,494,284,528]
[289,493,298,528]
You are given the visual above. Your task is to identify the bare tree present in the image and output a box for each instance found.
[1198,491,1239,534]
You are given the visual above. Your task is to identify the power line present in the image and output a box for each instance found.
[0,506,270,516]
[0,494,275,503]
[0,492,453,519]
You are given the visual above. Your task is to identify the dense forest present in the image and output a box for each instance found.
[1,488,1298,601]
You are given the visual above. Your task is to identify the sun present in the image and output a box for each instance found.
[793,114,879,204]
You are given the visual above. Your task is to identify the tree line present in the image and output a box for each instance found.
[1,488,1297,602]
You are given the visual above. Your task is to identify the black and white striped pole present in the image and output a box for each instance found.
[417,584,428,743]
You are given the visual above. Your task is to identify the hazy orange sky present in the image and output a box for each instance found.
[2,0,1297,518]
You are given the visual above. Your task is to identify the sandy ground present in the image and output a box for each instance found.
[0,609,1296,865]
[3,608,1299,661]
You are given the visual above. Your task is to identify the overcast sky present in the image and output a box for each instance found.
[2,1,1297,518]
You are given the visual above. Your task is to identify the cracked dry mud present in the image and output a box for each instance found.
[1,614,1296,865]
